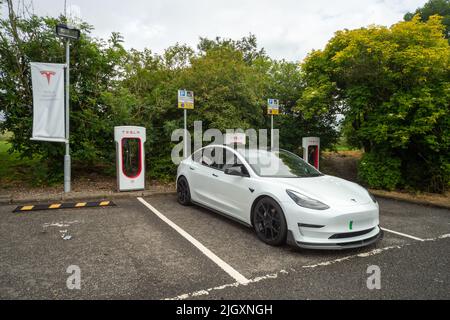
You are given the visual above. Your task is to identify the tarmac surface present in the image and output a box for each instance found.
[0,194,448,299]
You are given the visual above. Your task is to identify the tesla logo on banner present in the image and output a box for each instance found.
[40,71,56,84]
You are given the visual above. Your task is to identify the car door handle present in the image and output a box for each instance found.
[189,166,195,171]
[212,173,218,177]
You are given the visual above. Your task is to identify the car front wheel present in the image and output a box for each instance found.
[252,197,287,246]
[177,176,192,206]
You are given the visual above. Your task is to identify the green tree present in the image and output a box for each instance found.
[197,34,266,64]
[183,46,265,130]
[298,16,450,192]
[119,41,269,179]
[405,0,450,42]
[0,3,127,179]
[265,60,339,153]
[0,4,340,184]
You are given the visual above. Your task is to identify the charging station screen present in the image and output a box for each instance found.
[122,138,141,178]
[308,145,318,168]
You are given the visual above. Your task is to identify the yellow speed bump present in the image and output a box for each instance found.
[13,201,116,213]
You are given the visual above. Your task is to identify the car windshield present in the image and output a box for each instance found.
[238,148,323,178]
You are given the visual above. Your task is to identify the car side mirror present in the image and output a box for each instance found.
[224,164,249,177]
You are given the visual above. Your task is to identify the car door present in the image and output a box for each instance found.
[187,147,224,210]
[185,149,204,202]
[209,148,256,222]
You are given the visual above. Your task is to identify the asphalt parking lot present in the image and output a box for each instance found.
[0,194,448,299]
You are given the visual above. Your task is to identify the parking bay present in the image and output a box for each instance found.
[141,195,418,280]
[0,194,448,299]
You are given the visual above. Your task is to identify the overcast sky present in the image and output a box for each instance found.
[7,0,428,61]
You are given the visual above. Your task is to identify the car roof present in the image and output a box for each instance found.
[200,144,283,156]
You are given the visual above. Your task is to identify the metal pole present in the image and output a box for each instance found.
[64,39,71,192]
[270,114,273,150]
[184,108,187,159]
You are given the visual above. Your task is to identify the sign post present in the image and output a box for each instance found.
[56,23,80,192]
[178,89,194,158]
[267,99,279,149]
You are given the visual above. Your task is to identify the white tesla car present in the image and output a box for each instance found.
[176,145,383,249]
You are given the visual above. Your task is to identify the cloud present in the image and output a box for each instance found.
[18,0,429,61]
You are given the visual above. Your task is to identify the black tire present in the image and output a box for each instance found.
[177,176,192,206]
[252,197,287,246]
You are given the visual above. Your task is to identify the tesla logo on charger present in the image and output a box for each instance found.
[122,130,140,135]
[40,70,56,84]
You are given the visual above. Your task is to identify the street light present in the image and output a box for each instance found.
[55,23,80,193]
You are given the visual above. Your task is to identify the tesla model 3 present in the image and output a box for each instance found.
[176,145,383,249]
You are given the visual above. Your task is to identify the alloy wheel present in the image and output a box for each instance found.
[254,200,282,242]
[177,177,191,205]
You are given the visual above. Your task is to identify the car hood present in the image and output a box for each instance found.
[274,175,372,206]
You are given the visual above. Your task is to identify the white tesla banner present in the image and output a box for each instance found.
[30,62,66,142]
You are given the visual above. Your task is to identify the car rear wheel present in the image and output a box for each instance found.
[252,197,287,246]
[177,176,192,206]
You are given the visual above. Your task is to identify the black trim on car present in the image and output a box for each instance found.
[298,223,325,228]
[328,227,375,239]
[191,200,252,228]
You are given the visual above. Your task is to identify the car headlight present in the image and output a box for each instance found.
[286,190,329,210]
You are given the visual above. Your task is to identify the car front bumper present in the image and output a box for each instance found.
[288,228,384,250]
[282,200,382,250]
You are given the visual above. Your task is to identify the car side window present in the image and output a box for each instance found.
[202,153,214,167]
[191,149,203,164]
[191,148,217,167]
[194,147,248,174]
[199,147,222,170]
[222,149,249,175]
[222,149,237,171]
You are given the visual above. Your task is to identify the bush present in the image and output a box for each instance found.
[148,155,177,182]
[401,151,450,193]
[358,152,402,191]
[300,15,450,193]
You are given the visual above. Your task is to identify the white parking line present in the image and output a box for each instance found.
[381,227,425,241]
[166,244,405,300]
[137,197,250,285]
[166,233,450,300]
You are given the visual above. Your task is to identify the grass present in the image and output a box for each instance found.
[327,135,361,152]
[0,132,113,190]
[334,145,358,151]
[0,138,44,189]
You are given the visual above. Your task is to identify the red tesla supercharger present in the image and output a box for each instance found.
[302,137,320,169]
[114,126,146,191]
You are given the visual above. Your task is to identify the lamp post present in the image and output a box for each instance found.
[56,23,80,193]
